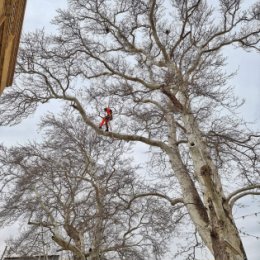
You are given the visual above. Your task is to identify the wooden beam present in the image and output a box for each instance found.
[0,0,27,94]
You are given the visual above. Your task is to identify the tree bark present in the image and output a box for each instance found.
[178,97,248,260]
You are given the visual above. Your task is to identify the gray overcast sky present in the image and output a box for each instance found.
[0,0,259,259]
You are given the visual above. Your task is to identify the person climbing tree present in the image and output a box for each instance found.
[99,107,113,132]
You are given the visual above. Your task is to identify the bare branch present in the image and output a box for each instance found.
[149,0,169,62]
[227,184,260,208]
[126,192,184,209]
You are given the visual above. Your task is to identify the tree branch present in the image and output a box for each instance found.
[227,184,260,208]
[64,95,172,151]
[126,192,184,209]
[149,0,169,62]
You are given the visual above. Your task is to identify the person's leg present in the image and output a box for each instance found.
[99,118,106,128]
[105,121,109,131]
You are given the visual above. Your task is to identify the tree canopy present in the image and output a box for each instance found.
[0,0,259,259]
[0,112,184,260]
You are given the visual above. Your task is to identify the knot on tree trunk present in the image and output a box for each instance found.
[200,164,212,176]
[160,85,183,111]
[64,223,80,243]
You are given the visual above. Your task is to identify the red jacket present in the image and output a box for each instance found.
[105,107,112,116]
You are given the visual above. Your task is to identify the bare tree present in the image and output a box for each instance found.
[0,112,180,260]
[0,0,260,259]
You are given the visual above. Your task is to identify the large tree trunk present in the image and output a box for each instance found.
[164,91,247,259]
[200,165,247,260]
[179,102,247,260]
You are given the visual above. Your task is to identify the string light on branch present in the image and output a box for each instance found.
[235,211,260,220]
[239,230,260,240]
